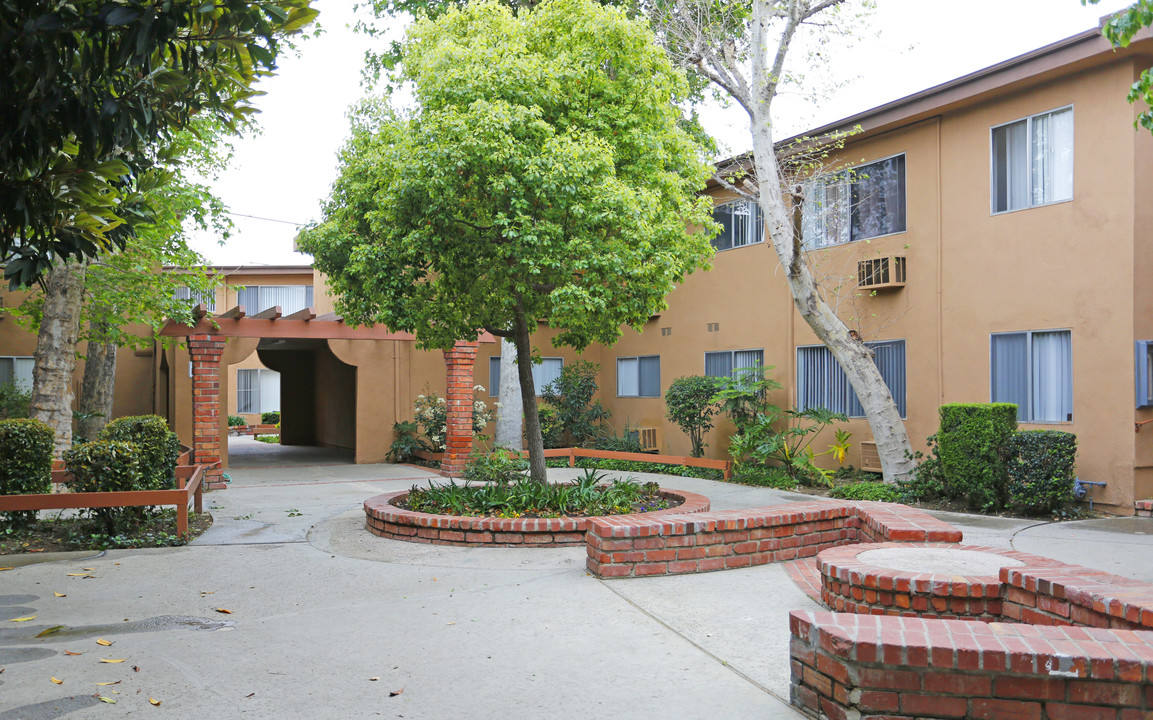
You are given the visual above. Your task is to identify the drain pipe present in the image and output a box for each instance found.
[1073,478,1106,512]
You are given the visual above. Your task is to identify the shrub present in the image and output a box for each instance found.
[899,434,948,503]
[665,375,721,457]
[712,366,781,432]
[728,465,798,490]
[63,440,145,533]
[0,418,54,528]
[100,415,180,491]
[536,403,565,449]
[568,457,724,480]
[587,424,644,453]
[728,406,850,486]
[463,447,528,485]
[541,360,610,446]
[936,403,1018,512]
[261,411,281,425]
[227,415,246,427]
[0,381,31,419]
[1006,430,1077,515]
[387,420,426,462]
[829,481,902,502]
[413,386,494,452]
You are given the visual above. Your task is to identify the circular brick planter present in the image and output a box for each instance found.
[364,488,710,547]
[817,542,1044,620]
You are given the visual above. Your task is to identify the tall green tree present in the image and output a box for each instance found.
[0,0,318,287]
[301,0,717,482]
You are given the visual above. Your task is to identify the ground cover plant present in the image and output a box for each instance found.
[0,510,211,554]
[399,468,674,519]
[544,456,724,480]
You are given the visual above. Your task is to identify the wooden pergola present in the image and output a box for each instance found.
[161,304,490,484]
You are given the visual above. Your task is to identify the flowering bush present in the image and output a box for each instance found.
[413,385,496,452]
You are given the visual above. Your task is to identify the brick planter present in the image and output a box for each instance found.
[363,488,710,547]
[817,542,1057,620]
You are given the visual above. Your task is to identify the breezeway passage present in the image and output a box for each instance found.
[2,461,1151,719]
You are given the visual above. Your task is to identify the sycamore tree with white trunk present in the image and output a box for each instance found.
[651,0,916,482]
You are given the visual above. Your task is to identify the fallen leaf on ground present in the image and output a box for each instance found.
[50,676,63,684]
[9,615,36,622]
[0,567,13,571]
[96,639,113,646]
[28,548,44,553]
[66,573,88,576]
[82,567,95,571]
[95,681,121,686]
[215,608,232,614]
[36,625,65,637]
[149,698,161,706]
[369,677,379,681]
[132,666,140,672]
[99,658,126,663]
[54,592,66,597]
[390,688,404,697]
[98,696,116,704]
[446,622,455,626]
[63,650,82,656]
[200,590,215,594]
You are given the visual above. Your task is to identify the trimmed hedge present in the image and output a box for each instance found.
[829,481,902,502]
[543,456,724,480]
[937,403,1018,512]
[64,440,147,533]
[261,411,281,425]
[100,415,180,491]
[0,418,55,527]
[1006,430,1077,515]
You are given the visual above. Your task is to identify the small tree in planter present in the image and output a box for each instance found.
[665,376,722,457]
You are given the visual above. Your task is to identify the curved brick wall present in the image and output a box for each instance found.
[363,488,710,547]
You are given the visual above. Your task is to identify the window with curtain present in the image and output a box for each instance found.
[237,285,314,314]
[704,349,764,379]
[490,356,562,397]
[992,107,1073,213]
[173,286,217,312]
[0,356,34,390]
[991,330,1072,422]
[710,200,764,251]
[802,154,906,250]
[796,340,906,418]
[617,356,661,397]
[236,368,281,414]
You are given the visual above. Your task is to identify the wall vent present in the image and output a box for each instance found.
[661,327,672,337]
[858,256,906,291]
[859,441,883,473]
[707,322,720,332]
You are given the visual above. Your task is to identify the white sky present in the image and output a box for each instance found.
[190,0,1136,266]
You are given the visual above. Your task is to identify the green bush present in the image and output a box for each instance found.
[665,375,721,457]
[387,420,426,462]
[100,415,180,491]
[829,481,902,502]
[0,381,31,419]
[261,411,281,425]
[936,403,1018,512]
[63,440,145,533]
[587,425,644,453]
[463,447,528,485]
[540,361,610,446]
[728,465,798,490]
[536,403,565,449]
[0,418,55,528]
[227,414,246,427]
[1006,430,1077,515]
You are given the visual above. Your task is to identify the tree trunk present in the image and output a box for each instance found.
[30,262,87,456]
[747,0,914,484]
[78,322,117,442]
[494,338,523,450]
[513,307,547,483]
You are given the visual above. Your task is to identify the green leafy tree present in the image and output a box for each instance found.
[665,375,721,457]
[301,0,717,483]
[541,361,610,446]
[1084,1,1153,131]
[0,0,318,286]
[728,406,851,485]
[712,365,782,433]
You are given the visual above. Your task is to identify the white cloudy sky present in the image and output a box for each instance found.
[190,0,1136,266]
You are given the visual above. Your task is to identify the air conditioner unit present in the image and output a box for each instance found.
[858,256,906,291]
[859,441,883,473]
[628,426,661,453]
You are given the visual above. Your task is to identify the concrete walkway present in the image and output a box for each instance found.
[2,462,1152,720]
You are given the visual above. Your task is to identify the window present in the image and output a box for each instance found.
[617,356,661,397]
[992,107,1073,213]
[0,356,34,390]
[704,349,764,379]
[711,200,764,251]
[237,285,314,315]
[796,340,906,418]
[174,286,216,312]
[802,154,906,249]
[488,356,563,397]
[991,330,1072,422]
[236,368,281,415]
[1137,341,1153,409]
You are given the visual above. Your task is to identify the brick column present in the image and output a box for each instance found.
[188,334,226,490]
[441,340,480,477]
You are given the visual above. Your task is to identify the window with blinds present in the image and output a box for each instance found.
[237,285,314,315]
[704,349,764,379]
[0,356,34,390]
[796,340,906,418]
[991,330,1072,422]
[489,356,562,397]
[617,356,661,397]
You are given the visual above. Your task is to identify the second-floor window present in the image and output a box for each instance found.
[704,349,764,380]
[991,106,1073,213]
[174,286,216,312]
[238,285,313,315]
[802,154,907,250]
[711,200,764,251]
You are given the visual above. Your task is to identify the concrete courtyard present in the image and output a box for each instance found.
[3,440,1152,719]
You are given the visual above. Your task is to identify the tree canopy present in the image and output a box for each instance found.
[0,0,318,286]
[301,0,717,480]
[1085,0,1153,131]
